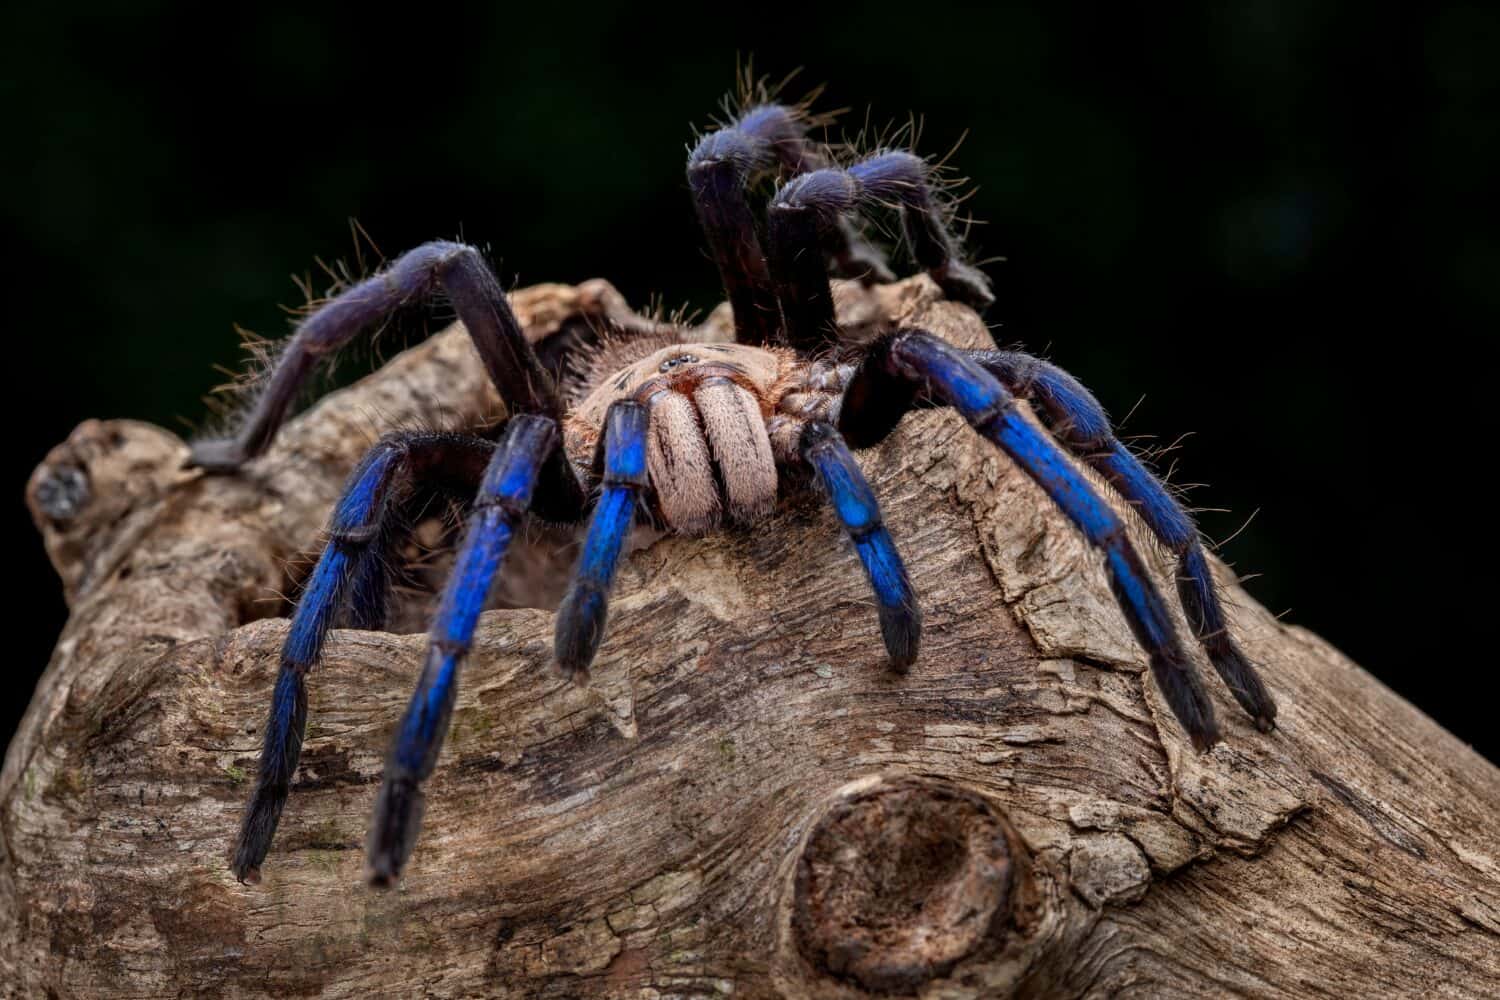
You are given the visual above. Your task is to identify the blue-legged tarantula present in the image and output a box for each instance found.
[194,98,1277,887]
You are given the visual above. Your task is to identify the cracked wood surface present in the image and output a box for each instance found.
[5,279,1498,998]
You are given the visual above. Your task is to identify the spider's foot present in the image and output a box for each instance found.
[879,603,922,673]
[932,259,995,310]
[1215,643,1279,733]
[366,773,425,889]
[230,782,286,885]
[554,582,608,685]
[1148,649,1222,753]
[186,437,248,474]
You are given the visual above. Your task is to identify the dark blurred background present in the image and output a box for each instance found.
[4,3,1494,759]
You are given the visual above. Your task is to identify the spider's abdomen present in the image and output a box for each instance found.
[565,341,837,535]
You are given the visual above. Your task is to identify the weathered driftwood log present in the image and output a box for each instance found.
[5,280,1498,998]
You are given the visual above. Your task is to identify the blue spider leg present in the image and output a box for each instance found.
[767,152,994,353]
[366,414,560,887]
[229,431,495,884]
[689,105,892,346]
[189,241,573,485]
[800,421,921,669]
[838,330,1221,750]
[553,400,649,682]
[969,351,1276,730]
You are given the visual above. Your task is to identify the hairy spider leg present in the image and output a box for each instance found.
[190,241,569,473]
[766,152,995,354]
[230,431,497,884]
[839,330,1221,750]
[969,351,1276,730]
[366,415,561,887]
[688,104,893,346]
[800,421,921,669]
[554,401,649,681]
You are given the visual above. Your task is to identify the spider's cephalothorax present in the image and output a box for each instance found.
[196,96,1277,888]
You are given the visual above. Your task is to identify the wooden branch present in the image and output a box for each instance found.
[5,280,1497,998]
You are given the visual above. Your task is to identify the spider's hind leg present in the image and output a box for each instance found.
[970,350,1277,730]
[191,241,566,472]
[839,330,1222,750]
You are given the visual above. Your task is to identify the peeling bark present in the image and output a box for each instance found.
[5,279,1498,998]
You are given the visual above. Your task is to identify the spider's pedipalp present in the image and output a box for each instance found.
[839,330,1221,750]
[646,390,721,534]
[801,420,921,669]
[368,414,563,887]
[555,401,650,682]
[695,377,777,524]
[231,430,497,885]
[971,350,1277,730]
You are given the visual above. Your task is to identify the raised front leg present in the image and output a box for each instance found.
[689,104,893,345]
[767,152,995,353]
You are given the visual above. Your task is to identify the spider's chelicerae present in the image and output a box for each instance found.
[197,94,1277,887]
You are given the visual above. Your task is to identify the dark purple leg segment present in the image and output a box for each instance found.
[189,241,565,472]
[688,104,893,345]
[768,153,994,353]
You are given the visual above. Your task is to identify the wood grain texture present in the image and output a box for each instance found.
[6,278,1497,998]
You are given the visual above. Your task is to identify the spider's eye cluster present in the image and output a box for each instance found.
[658,353,699,373]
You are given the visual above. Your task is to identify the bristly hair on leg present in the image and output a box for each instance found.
[714,60,844,138]
[824,114,989,277]
[191,222,448,453]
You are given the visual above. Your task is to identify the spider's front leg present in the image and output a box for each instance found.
[689,103,894,346]
[839,330,1223,749]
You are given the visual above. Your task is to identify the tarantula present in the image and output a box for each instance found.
[195,97,1277,887]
